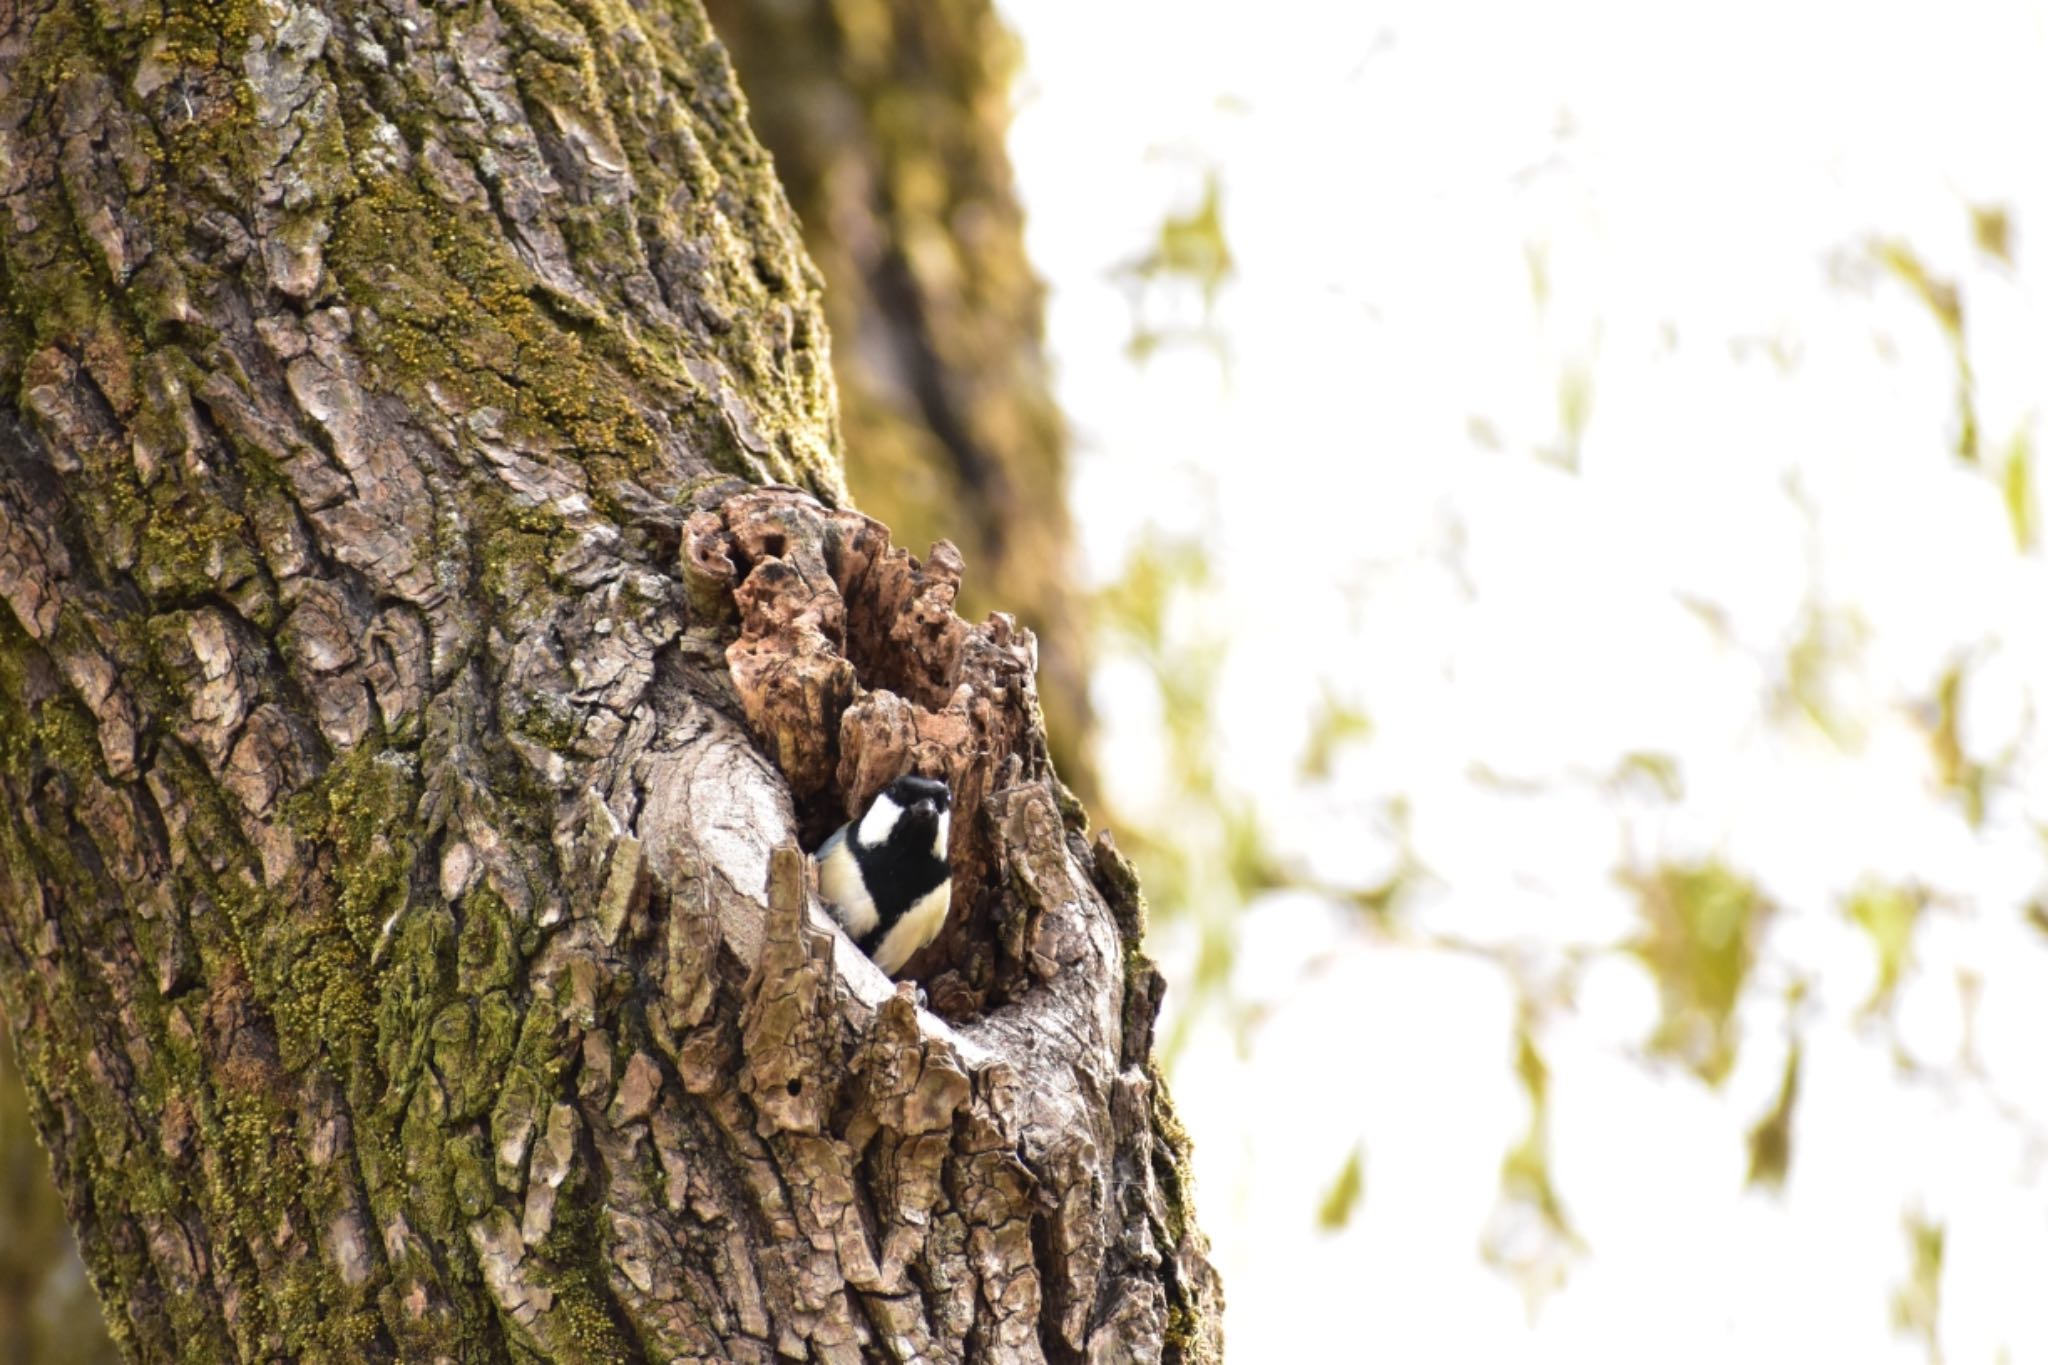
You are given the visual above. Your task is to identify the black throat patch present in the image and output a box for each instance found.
[852,811,948,936]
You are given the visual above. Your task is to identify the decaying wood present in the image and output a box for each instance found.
[0,0,1219,1360]
[702,0,1095,798]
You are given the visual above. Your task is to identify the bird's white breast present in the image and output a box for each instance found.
[869,880,951,976]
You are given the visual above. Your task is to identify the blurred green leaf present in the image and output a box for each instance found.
[1300,692,1374,781]
[1091,530,1211,652]
[1874,239,1962,339]
[1744,1040,1802,1192]
[1221,805,1284,900]
[1970,203,2013,266]
[1926,663,1989,827]
[1123,171,1233,305]
[1872,237,1977,463]
[1538,360,1593,473]
[1525,240,1551,312]
[2024,899,2048,942]
[1625,861,1772,1086]
[1484,1015,1582,1308]
[1611,751,1684,802]
[1776,601,1868,749]
[1675,592,1735,644]
[1846,881,1926,1017]
[1115,170,1235,363]
[1316,1144,1366,1232]
[1338,870,1415,925]
[1891,1209,1945,1363]
[1499,1118,1568,1234]
[2002,429,2035,552]
[1511,1017,1548,1102]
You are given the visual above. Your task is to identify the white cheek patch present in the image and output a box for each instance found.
[932,810,950,860]
[858,793,903,847]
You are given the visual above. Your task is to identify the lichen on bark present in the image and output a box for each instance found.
[0,0,1220,1358]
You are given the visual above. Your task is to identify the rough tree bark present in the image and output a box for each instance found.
[700,0,1092,801]
[2,1,1092,1346]
[0,0,1220,1362]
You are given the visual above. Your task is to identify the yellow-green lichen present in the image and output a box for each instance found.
[457,887,524,996]
[290,741,422,950]
[327,173,668,489]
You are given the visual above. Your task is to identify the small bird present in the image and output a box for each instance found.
[814,774,953,977]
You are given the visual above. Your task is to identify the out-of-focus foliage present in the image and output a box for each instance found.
[1846,882,1927,1017]
[1080,144,2047,1347]
[1542,359,1594,474]
[1316,1145,1365,1233]
[1892,1210,1946,1363]
[1299,692,1374,783]
[0,1025,117,1365]
[1013,0,2048,1352]
[1774,598,1870,751]
[1970,203,2013,266]
[1625,862,1773,1087]
[1610,751,1684,803]
[1092,527,1283,1060]
[1874,238,1977,464]
[1093,529,1223,803]
[1114,169,1234,364]
[1483,1010,1581,1306]
[2000,430,2035,551]
[1744,1036,1803,1193]
[1924,662,1997,828]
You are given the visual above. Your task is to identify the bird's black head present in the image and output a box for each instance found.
[884,774,950,815]
[856,774,952,860]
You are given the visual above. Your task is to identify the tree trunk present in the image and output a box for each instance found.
[0,0,1220,1361]
[701,0,1094,801]
[1,1019,117,1364]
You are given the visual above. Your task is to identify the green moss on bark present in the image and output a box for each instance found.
[327,176,668,492]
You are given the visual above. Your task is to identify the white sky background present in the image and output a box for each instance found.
[995,1,2048,1360]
